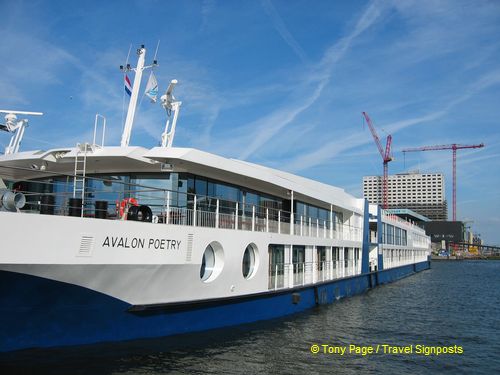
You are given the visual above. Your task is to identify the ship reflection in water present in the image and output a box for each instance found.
[1,261,498,375]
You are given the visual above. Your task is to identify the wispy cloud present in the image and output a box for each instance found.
[283,64,500,172]
[405,150,497,177]
[237,0,387,160]
[261,0,309,63]
[238,80,327,160]
[318,0,385,69]
[0,31,79,105]
[200,0,216,31]
[384,69,500,135]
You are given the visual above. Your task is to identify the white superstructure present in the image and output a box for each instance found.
[0,144,369,305]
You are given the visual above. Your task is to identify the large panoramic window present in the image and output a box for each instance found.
[86,175,129,216]
[242,191,259,217]
[294,200,340,228]
[188,175,285,216]
[130,174,172,214]
[17,171,289,218]
[16,176,74,213]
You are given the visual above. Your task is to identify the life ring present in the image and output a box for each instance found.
[117,198,138,219]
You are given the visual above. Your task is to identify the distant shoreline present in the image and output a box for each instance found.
[431,256,500,261]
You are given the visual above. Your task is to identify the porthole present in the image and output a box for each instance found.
[242,243,258,279]
[200,244,215,281]
[200,241,224,282]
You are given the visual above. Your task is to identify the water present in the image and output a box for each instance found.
[1,261,499,374]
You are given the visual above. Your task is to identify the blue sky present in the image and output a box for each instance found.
[1,0,499,244]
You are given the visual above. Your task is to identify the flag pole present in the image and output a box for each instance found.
[121,44,132,132]
[125,44,132,67]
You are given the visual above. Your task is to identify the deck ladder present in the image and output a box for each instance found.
[73,143,91,216]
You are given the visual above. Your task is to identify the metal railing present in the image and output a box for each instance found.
[382,248,428,269]
[1,172,363,240]
[268,263,285,290]
[268,259,362,290]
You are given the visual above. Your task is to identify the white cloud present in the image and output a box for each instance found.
[236,0,388,160]
[282,65,500,173]
[0,31,79,106]
[261,0,309,63]
[201,0,216,31]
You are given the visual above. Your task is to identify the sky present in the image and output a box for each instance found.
[0,0,499,244]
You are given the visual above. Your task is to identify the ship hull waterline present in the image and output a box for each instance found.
[0,261,430,352]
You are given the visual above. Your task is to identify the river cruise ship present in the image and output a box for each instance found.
[0,46,431,352]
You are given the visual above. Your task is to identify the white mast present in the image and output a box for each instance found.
[120,45,150,147]
[160,79,182,148]
[0,110,43,154]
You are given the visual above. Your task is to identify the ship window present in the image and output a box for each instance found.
[195,177,207,196]
[243,192,259,215]
[200,241,224,282]
[200,245,215,281]
[242,243,258,279]
[268,244,285,289]
[292,245,306,266]
[317,246,327,270]
[215,184,238,201]
[130,174,172,215]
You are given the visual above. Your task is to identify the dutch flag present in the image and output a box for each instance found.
[124,74,132,96]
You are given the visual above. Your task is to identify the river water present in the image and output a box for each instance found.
[1,261,499,374]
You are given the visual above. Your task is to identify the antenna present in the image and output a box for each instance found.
[153,40,160,65]
[0,110,43,154]
[0,110,43,116]
[161,79,182,148]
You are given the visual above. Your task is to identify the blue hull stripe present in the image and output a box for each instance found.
[0,261,430,352]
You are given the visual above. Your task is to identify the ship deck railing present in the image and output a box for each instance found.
[266,252,429,291]
[267,260,363,290]
[1,172,363,241]
[381,247,429,269]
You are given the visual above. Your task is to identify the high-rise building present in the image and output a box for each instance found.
[363,172,447,220]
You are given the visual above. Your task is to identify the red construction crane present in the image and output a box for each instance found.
[362,112,393,209]
[402,143,485,221]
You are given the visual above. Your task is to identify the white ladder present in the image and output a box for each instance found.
[73,143,91,215]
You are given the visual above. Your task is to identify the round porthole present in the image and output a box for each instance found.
[200,242,224,282]
[242,243,258,279]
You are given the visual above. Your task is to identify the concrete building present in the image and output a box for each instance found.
[363,172,447,220]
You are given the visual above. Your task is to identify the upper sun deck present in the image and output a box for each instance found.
[0,145,363,213]
[0,145,366,243]
[145,147,363,213]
